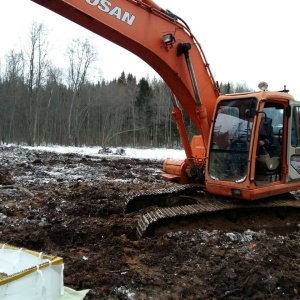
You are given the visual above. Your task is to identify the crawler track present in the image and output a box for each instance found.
[126,185,300,238]
[125,184,198,213]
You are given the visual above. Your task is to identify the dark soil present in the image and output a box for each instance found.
[1,145,300,299]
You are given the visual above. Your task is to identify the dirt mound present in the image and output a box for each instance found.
[0,145,300,299]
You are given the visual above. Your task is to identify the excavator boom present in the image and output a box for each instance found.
[31,0,219,149]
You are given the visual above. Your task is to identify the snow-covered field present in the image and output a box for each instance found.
[22,145,186,160]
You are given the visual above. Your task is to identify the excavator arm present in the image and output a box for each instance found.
[31,0,219,154]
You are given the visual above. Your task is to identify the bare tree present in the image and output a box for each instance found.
[41,65,64,143]
[66,37,98,145]
[117,73,140,146]
[25,22,50,145]
[150,79,172,147]
[3,50,25,143]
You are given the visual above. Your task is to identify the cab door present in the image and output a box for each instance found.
[287,101,300,181]
[253,101,285,183]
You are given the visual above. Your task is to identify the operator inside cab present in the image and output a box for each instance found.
[245,107,282,182]
[245,108,274,157]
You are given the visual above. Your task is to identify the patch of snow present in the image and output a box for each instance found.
[20,145,186,160]
[116,286,136,300]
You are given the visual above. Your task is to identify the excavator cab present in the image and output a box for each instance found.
[206,91,300,200]
[208,98,282,182]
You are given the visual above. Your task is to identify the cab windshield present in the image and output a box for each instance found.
[208,98,257,182]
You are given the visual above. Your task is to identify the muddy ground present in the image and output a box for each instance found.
[0,145,300,299]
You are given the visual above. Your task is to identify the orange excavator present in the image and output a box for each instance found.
[31,0,300,237]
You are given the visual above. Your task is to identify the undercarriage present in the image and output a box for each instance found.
[125,184,300,238]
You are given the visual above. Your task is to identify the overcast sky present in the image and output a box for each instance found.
[1,0,300,97]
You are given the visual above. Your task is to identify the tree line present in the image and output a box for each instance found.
[0,22,250,148]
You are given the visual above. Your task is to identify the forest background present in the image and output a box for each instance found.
[0,23,250,149]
